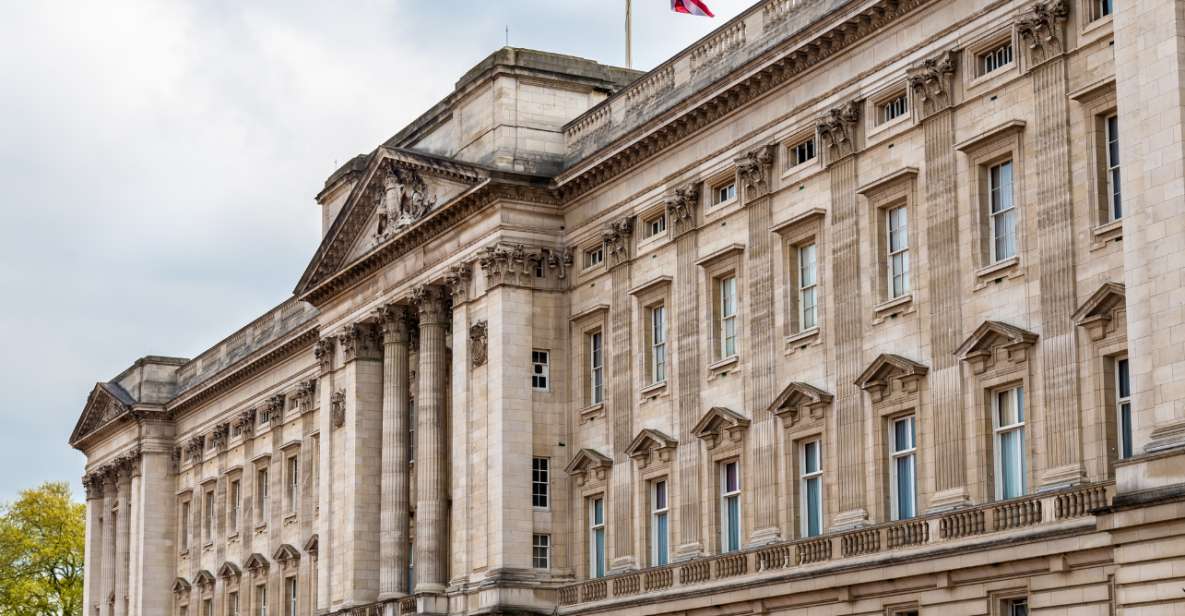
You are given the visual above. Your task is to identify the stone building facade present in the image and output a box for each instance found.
[71,1,1185,614]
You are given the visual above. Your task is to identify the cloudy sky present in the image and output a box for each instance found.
[0,0,750,502]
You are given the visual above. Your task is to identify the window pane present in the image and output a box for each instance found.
[1000,430,1023,499]
[804,441,819,474]
[806,477,821,537]
[896,455,915,519]
[594,529,606,577]
[1120,403,1133,459]
[725,495,741,551]
[1117,358,1130,398]
[655,512,669,566]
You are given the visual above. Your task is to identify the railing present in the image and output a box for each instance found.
[397,597,416,615]
[557,482,1113,609]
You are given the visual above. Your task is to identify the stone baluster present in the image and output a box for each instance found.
[412,285,449,597]
[378,304,413,600]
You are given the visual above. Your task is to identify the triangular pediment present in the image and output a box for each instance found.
[273,544,300,565]
[769,382,833,425]
[243,553,269,575]
[172,577,191,594]
[303,534,319,556]
[625,429,678,460]
[217,561,242,580]
[563,448,613,476]
[855,354,929,391]
[295,148,485,299]
[194,570,215,589]
[1073,282,1126,341]
[691,407,750,449]
[69,382,137,448]
[955,320,1039,360]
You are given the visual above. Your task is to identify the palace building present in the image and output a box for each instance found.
[70,0,1185,614]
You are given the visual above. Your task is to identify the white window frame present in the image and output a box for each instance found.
[532,349,550,391]
[787,137,816,168]
[649,304,667,384]
[720,461,741,553]
[886,205,910,298]
[1105,114,1121,221]
[286,456,299,513]
[589,497,606,578]
[719,276,738,358]
[879,93,908,124]
[978,41,1014,76]
[531,457,550,509]
[229,479,241,534]
[797,243,818,331]
[889,416,917,521]
[532,534,551,569]
[1116,357,1133,460]
[800,439,823,537]
[256,467,269,522]
[583,245,604,269]
[285,577,297,616]
[651,479,669,566]
[713,180,737,206]
[988,160,1017,263]
[255,583,268,616]
[228,591,239,616]
[589,331,604,405]
[1093,0,1112,20]
[643,212,667,238]
[203,489,215,542]
[993,386,1027,500]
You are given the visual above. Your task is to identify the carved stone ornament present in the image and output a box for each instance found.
[563,448,613,487]
[243,553,269,577]
[232,409,257,438]
[907,48,958,118]
[816,100,862,161]
[1072,282,1126,342]
[665,182,701,234]
[210,423,229,451]
[955,320,1039,375]
[624,429,678,469]
[691,406,751,450]
[374,164,437,243]
[171,447,182,473]
[339,322,381,363]
[735,144,777,198]
[295,379,317,410]
[768,382,834,427]
[469,320,488,368]
[377,304,412,344]
[601,216,636,266]
[263,394,285,423]
[1016,0,1069,64]
[546,247,573,280]
[314,337,335,372]
[185,436,205,463]
[330,390,347,429]
[411,284,450,325]
[855,353,929,404]
[445,262,473,301]
[82,473,103,500]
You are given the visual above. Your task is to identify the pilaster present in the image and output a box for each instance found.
[604,216,637,572]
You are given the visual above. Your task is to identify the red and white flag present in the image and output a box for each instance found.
[672,0,714,17]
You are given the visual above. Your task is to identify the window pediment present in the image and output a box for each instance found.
[243,553,269,577]
[955,320,1039,374]
[273,544,300,568]
[194,570,215,590]
[625,429,678,468]
[172,577,191,595]
[856,354,929,403]
[691,406,750,449]
[304,534,319,557]
[768,382,834,427]
[1072,282,1125,341]
[564,448,613,486]
[217,561,242,580]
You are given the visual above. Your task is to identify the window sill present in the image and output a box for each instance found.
[1089,218,1123,250]
[974,256,1021,289]
[227,532,240,543]
[579,403,605,423]
[179,549,190,558]
[872,294,915,324]
[640,381,668,400]
[707,355,740,378]
[783,327,821,355]
[254,523,268,535]
[283,512,298,526]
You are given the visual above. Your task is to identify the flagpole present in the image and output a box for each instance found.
[625,0,633,69]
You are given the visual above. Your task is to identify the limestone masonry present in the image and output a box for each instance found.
[70,1,1185,615]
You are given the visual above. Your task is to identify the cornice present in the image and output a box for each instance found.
[554,0,932,201]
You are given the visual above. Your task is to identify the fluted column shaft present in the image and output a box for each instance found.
[379,305,412,599]
[99,475,117,616]
[414,286,449,594]
[84,478,105,614]
[113,468,132,616]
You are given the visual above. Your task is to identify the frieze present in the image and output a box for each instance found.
[469,321,488,368]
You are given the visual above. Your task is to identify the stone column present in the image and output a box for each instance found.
[114,458,133,616]
[378,304,412,600]
[83,474,105,614]
[100,470,117,616]
[666,186,704,561]
[412,285,449,596]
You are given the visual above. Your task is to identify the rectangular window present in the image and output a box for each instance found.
[714,180,737,205]
[407,541,415,591]
[286,456,299,513]
[978,41,1013,76]
[879,93,908,124]
[584,246,604,269]
[652,479,670,566]
[719,276,738,358]
[589,497,606,578]
[204,598,213,616]
[180,501,190,550]
[800,440,823,537]
[787,137,816,168]
[1116,357,1133,460]
[203,490,215,542]
[285,577,297,616]
[255,584,267,616]
[649,305,667,384]
[589,331,604,405]
[256,468,269,521]
[532,457,550,508]
[994,386,1027,500]
[1105,114,1122,221]
[1094,0,1112,19]
[180,607,188,616]
[1003,598,1029,616]
[531,350,550,391]
[797,243,818,331]
[228,592,239,616]
[890,416,917,520]
[532,534,551,569]
[409,398,416,462]
[229,479,241,533]
[989,160,1017,262]
[644,213,667,238]
[720,461,741,553]
[886,205,910,298]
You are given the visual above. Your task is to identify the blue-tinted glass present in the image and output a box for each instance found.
[806,478,821,536]
[725,496,740,551]
[804,441,819,474]
[1001,431,1023,499]
[594,529,605,577]
[1121,403,1133,459]
[655,514,669,566]
[896,456,915,519]
[593,498,603,524]
[1117,359,1130,397]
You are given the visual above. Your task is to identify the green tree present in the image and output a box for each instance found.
[0,482,84,616]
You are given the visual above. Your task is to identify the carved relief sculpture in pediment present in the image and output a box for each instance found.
[907,48,958,118]
[736,144,777,199]
[563,448,613,487]
[691,406,751,450]
[601,216,635,266]
[816,99,862,163]
[625,429,678,469]
[665,182,700,235]
[374,164,437,243]
[330,390,347,429]
[768,382,834,428]
[955,320,1039,375]
[1016,0,1069,66]
[469,321,488,368]
[1072,282,1126,342]
[855,354,929,404]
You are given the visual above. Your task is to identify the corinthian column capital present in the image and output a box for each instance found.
[411,284,449,325]
[377,304,412,344]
